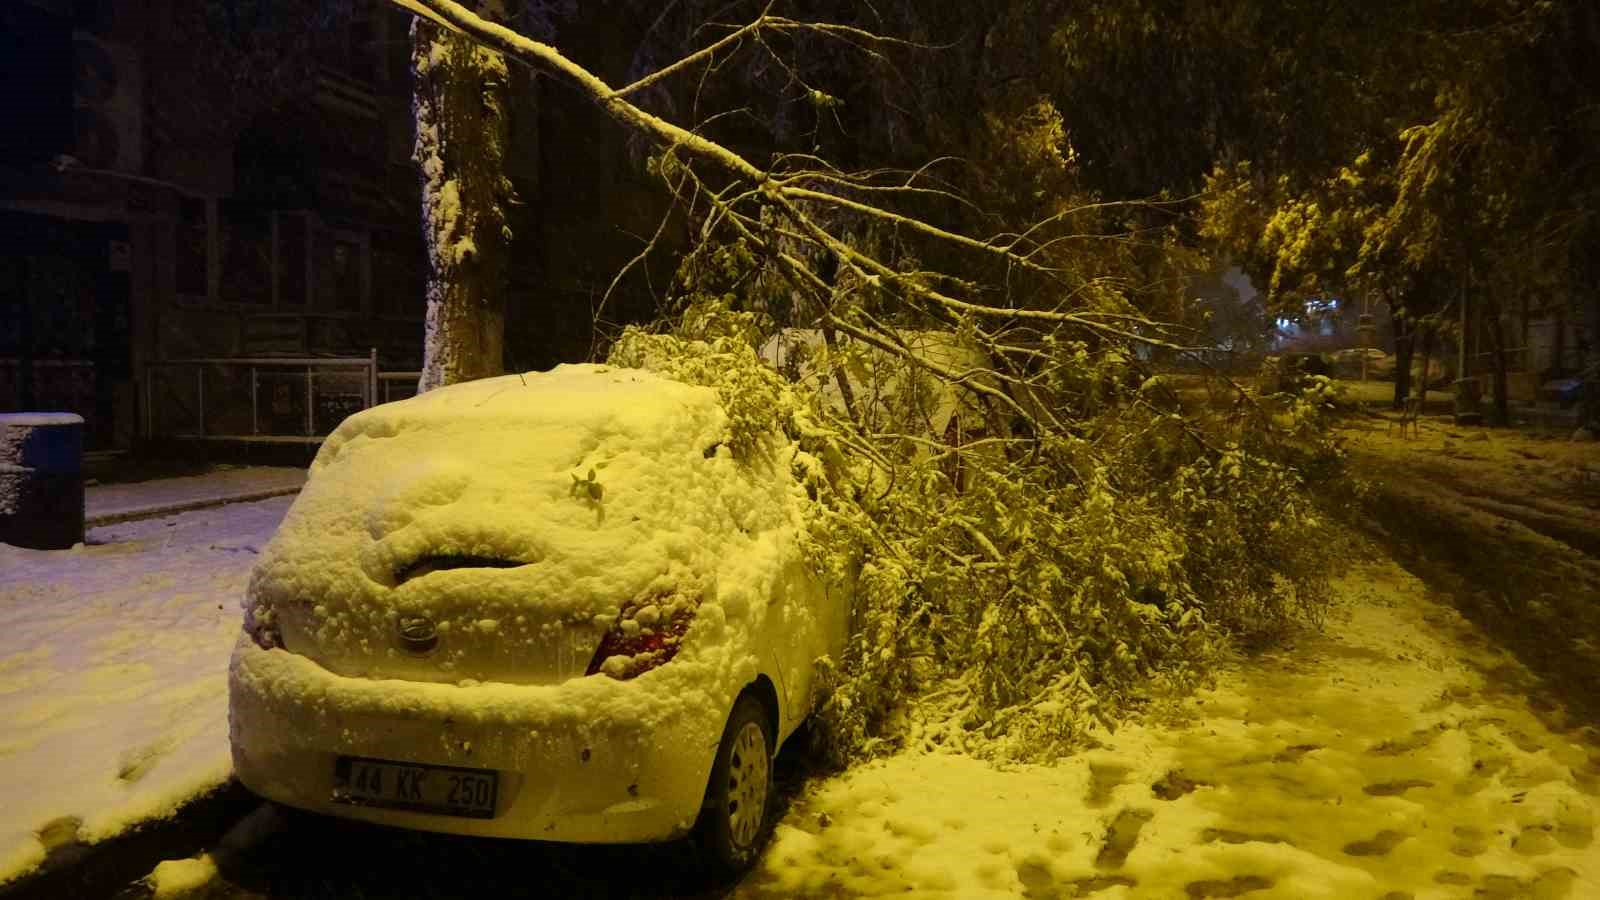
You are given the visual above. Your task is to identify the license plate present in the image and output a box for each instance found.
[333,756,498,819]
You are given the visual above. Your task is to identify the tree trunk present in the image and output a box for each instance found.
[1391,304,1413,410]
[412,6,514,393]
[1554,307,1567,378]
[1583,276,1600,429]
[819,322,860,425]
[1418,327,1434,404]
[1488,307,1510,425]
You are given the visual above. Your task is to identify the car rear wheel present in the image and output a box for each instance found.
[693,693,774,874]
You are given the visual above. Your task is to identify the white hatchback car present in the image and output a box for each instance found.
[229,364,848,870]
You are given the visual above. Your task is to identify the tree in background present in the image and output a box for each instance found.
[609,0,1207,335]
[1187,0,1600,423]
[1197,153,1450,409]
[398,0,1600,418]
[1365,0,1600,425]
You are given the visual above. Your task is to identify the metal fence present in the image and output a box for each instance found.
[377,370,422,404]
[142,349,421,443]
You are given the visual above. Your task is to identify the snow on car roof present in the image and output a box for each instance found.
[318,364,725,467]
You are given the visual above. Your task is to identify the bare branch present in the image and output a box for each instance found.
[390,0,769,183]
[392,0,1209,360]
[592,193,677,359]
[825,315,1048,436]
[609,3,776,100]
[783,186,1068,278]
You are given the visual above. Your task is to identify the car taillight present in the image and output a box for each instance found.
[585,594,700,680]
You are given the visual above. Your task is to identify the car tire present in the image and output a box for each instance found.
[693,692,775,875]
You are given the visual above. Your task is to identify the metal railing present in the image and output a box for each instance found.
[142,349,421,443]
[377,370,423,404]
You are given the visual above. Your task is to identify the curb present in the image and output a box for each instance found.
[86,486,304,528]
[0,782,258,900]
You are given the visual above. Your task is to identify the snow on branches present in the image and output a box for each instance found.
[387,0,1348,762]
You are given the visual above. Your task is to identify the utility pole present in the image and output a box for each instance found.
[1358,290,1377,383]
[1454,277,1482,425]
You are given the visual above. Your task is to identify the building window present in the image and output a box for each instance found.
[311,226,367,313]
[326,234,364,312]
[175,205,375,314]
[220,200,270,304]
[372,231,425,319]
[275,211,307,306]
[175,196,208,297]
[272,212,368,313]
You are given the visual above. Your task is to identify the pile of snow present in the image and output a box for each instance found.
[142,802,287,898]
[145,854,217,899]
[0,497,292,885]
[752,560,1600,898]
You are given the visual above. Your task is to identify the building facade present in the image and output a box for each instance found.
[1,0,539,449]
[2,0,727,451]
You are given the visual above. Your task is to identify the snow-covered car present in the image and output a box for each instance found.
[228,365,847,870]
[1332,347,1394,379]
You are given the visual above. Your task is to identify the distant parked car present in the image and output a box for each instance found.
[229,365,848,872]
[1332,348,1394,379]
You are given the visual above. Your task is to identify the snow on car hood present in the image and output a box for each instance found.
[244,364,807,688]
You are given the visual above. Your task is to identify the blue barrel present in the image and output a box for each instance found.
[0,413,86,550]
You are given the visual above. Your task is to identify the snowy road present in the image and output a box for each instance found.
[0,496,293,887]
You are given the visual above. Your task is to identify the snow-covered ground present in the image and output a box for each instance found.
[6,452,1597,898]
[0,496,293,886]
[744,560,1600,899]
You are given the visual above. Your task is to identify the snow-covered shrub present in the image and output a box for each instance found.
[607,304,795,461]
[609,287,1345,765]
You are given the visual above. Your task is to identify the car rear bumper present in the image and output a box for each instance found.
[228,634,724,843]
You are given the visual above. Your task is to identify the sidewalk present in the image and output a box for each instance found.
[86,466,307,527]
[0,478,298,891]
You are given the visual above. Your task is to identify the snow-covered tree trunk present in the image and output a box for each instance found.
[411,4,514,392]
